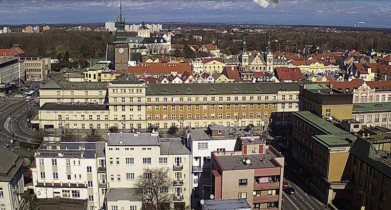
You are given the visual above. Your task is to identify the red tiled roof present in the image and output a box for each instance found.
[222,66,241,82]
[191,45,200,51]
[351,51,362,57]
[160,57,185,63]
[212,73,222,80]
[382,55,391,62]
[253,72,264,78]
[0,47,25,57]
[128,63,192,75]
[324,79,391,92]
[274,67,304,82]
[201,72,211,79]
[291,60,307,66]
[203,44,218,51]
[202,58,224,64]
[354,63,367,74]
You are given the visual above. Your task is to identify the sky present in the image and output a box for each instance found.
[1,0,391,28]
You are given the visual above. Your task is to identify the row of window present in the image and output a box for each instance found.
[147,103,280,111]
[109,157,181,165]
[58,114,109,121]
[145,95,297,102]
[355,94,391,103]
[353,114,391,123]
[147,112,270,120]
[111,88,143,94]
[56,90,104,96]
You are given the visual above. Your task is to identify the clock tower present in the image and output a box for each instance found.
[114,0,129,73]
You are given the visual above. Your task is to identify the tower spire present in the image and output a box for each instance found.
[118,0,124,22]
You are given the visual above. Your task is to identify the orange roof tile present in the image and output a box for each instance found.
[128,63,192,75]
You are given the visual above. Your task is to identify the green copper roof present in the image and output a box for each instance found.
[294,111,356,147]
[353,103,391,113]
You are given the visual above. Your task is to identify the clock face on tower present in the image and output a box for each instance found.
[119,48,124,54]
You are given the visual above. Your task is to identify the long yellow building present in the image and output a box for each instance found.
[34,80,299,131]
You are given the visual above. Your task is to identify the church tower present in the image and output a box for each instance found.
[241,40,249,68]
[114,0,129,73]
[266,41,274,72]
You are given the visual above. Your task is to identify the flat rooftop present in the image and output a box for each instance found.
[40,103,108,111]
[353,103,391,113]
[106,188,141,202]
[36,142,97,159]
[214,149,280,170]
[107,133,160,146]
[189,129,236,141]
[0,57,18,64]
[203,199,250,209]
[294,111,356,147]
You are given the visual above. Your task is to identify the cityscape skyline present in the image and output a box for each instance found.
[1,0,391,28]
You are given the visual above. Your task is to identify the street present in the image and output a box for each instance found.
[0,97,40,146]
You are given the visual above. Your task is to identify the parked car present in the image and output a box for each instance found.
[283,181,289,189]
[285,187,295,195]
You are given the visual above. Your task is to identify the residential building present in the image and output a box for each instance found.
[186,126,239,208]
[105,21,116,32]
[202,199,251,210]
[38,80,107,107]
[274,67,304,83]
[34,82,299,132]
[20,55,51,81]
[211,140,284,209]
[347,127,391,210]
[105,133,192,209]
[0,57,25,86]
[203,59,226,74]
[291,111,357,204]
[352,103,391,129]
[0,147,25,210]
[299,84,353,121]
[31,141,105,209]
[128,63,192,77]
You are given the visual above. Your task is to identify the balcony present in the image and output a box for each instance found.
[98,167,106,173]
[254,182,280,190]
[173,164,183,171]
[173,194,184,201]
[192,166,202,173]
[253,195,279,203]
[173,180,184,186]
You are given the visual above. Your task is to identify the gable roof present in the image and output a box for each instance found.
[274,67,304,82]
[202,58,224,64]
[222,66,241,82]
[0,147,23,182]
[203,44,218,51]
[0,46,25,57]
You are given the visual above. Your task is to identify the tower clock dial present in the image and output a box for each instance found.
[119,48,124,53]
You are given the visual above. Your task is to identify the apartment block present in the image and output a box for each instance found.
[105,133,192,210]
[186,125,239,208]
[347,127,391,210]
[0,148,24,210]
[299,84,353,121]
[0,57,25,85]
[352,103,391,129]
[38,80,107,106]
[31,141,106,209]
[291,111,357,204]
[211,140,284,210]
[35,81,299,131]
[20,55,51,81]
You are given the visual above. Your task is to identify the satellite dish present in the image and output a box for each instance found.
[200,200,205,205]
[246,159,251,165]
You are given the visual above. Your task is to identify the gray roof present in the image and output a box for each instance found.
[107,133,160,146]
[160,139,191,155]
[36,142,98,159]
[0,147,23,182]
[215,151,280,170]
[40,103,108,111]
[146,83,299,96]
[350,137,391,178]
[41,80,107,90]
[189,129,236,141]
[106,188,141,202]
[203,199,251,210]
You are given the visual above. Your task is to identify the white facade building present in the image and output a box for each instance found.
[105,133,192,210]
[0,57,25,85]
[105,21,116,32]
[186,126,238,208]
[0,148,25,210]
[32,141,106,210]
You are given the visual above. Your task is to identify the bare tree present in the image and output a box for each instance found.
[135,167,172,210]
